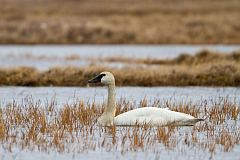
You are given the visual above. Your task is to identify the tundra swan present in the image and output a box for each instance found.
[88,71,204,126]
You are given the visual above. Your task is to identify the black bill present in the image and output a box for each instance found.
[88,73,106,84]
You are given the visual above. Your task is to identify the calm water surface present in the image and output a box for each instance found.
[0,45,239,70]
[0,87,239,106]
[0,45,240,160]
[0,87,239,160]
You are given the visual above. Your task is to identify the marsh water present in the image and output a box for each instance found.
[0,45,240,160]
[0,87,239,106]
[0,86,240,160]
[0,45,239,70]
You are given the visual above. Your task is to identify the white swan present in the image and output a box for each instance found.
[88,71,204,127]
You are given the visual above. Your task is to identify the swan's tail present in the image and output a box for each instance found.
[191,118,204,123]
[183,118,204,126]
[172,118,204,126]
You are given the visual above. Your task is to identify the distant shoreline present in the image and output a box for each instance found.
[0,0,239,44]
[0,50,239,87]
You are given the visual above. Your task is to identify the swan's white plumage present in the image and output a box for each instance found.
[114,107,195,126]
[88,71,203,127]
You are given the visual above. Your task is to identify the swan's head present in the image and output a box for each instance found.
[88,71,115,85]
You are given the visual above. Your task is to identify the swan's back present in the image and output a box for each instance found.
[114,107,201,126]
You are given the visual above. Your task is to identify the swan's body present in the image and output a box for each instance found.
[88,72,203,127]
[114,107,200,126]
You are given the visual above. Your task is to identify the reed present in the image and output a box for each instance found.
[0,97,239,159]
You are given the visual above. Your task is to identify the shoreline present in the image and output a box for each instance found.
[0,51,239,87]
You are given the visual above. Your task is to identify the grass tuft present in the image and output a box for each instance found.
[0,97,239,158]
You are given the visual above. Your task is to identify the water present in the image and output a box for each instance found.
[0,87,239,160]
[0,86,239,107]
[0,45,240,160]
[0,45,239,70]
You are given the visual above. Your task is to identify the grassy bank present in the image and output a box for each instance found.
[0,0,240,44]
[0,50,240,87]
[0,98,239,157]
[101,50,240,65]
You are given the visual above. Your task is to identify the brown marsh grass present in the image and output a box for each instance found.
[0,97,239,158]
[0,0,239,44]
[99,49,240,65]
[0,50,240,86]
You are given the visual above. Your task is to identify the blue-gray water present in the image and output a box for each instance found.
[0,45,239,70]
[1,86,240,160]
[0,45,240,160]
[0,87,239,107]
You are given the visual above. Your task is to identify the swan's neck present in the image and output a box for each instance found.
[105,84,116,117]
[98,83,116,126]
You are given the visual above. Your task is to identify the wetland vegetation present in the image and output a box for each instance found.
[0,97,239,159]
[0,0,239,44]
[0,48,239,159]
[0,50,239,86]
[0,0,240,159]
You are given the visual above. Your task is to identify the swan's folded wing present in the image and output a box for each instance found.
[114,107,197,126]
[114,114,167,126]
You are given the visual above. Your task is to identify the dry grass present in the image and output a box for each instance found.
[0,0,239,44]
[0,50,240,86]
[100,49,240,65]
[0,97,239,158]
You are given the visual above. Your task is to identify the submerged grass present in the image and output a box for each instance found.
[0,97,239,158]
[0,50,240,86]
